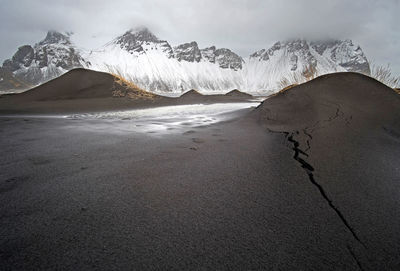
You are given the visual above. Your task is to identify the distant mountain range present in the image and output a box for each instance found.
[0,27,370,94]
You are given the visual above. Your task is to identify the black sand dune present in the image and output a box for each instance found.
[0,68,171,114]
[0,69,255,114]
[255,72,400,269]
[180,89,203,98]
[225,89,253,98]
[178,88,254,103]
[11,68,156,101]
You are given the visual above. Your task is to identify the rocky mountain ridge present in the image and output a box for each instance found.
[2,31,87,87]
[1,27,371,93]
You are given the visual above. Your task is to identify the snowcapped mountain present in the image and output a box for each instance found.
[1,31,87,86]
[174,42,202,62]
[84,27,245,93]
[310,39,370,74]
[114,28,174,58]
[85,28,369,93]
[1,27,370,94]
[244,39,370,91]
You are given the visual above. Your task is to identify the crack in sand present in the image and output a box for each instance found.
[302,128,312,152]
[308,103,344,133]
[286,131,365,247]
[347,245,365,271]
[265,102,367,247]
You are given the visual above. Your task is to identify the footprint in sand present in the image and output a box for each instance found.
[1,176,29,193]
[192,138,205,143]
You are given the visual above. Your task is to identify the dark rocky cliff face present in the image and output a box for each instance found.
[174,42,202,62]
[214,48,244,71]
[173,41,244,71]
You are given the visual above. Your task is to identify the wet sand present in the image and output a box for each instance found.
[0,109,391,270]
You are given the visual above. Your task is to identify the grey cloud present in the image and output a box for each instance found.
[0,0,399,74]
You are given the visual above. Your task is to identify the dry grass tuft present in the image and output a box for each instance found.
[112,73,156,100]
[279,84,298,93]
[277,64,317,91]
[103,64,156,100]
[302,64,318,81]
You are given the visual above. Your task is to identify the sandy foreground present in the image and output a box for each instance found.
[1,72,400,270]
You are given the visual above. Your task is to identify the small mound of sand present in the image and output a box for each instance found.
[256,72,400,131]
[180,89,203,97]
[224,89,253,98]
[7,68,158,102]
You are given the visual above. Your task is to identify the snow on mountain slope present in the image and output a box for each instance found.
[2,27,371,94]
[2,31,87,87]
[85,28,369,94]
[85,27,245,93]
[244,40,349,91]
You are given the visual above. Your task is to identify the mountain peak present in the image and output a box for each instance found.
[123,27,159,42]
[113,27,174,58]
[39,31,71,45]
[214,48,244,71]
[309,39,370,74]
[174,41,201,62]
[1,30,85,86]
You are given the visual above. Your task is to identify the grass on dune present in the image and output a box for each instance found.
[103,64,156,100]
[112,73,156,100]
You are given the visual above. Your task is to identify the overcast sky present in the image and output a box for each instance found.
[1,0,399,74]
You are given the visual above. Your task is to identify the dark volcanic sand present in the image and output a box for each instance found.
[255,72,400,270]
[1,72,400,270]
[0,69,255,115]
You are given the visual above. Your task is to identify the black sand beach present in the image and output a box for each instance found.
[1,72,400,270]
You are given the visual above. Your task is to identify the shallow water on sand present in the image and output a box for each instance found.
[65,103,259,134]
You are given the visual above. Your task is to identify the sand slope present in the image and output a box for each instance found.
[255,72,400,269]
[224,89,253,98]
[0,68,168,114]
